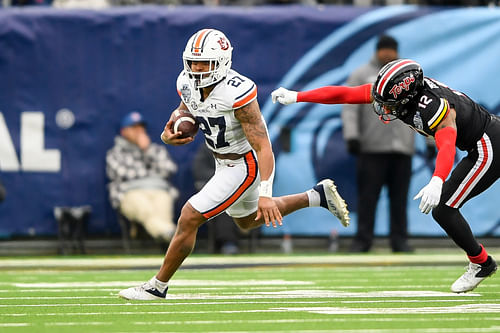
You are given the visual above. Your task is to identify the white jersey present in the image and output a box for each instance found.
[176,69,257,154]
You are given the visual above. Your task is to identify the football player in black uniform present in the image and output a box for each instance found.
[272,59,498,293]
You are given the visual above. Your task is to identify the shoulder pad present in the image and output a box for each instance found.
[222,71,257,109]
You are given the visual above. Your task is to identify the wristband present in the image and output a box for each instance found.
[259,180,273,198]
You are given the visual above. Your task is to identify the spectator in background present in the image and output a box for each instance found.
[341,35,414,253]
[106,111,178,243]
[192,143,240,255]
[0,179,5,203]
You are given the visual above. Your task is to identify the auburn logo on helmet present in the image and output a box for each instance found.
[217,37,229,50]
[388,75,415,98]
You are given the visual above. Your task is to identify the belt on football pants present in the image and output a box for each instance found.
[212,151,250,160]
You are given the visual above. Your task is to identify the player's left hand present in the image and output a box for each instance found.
[413,176,443,214]
[256,197,282,228]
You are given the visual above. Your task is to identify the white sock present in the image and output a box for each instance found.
[150,276,168,292]
[306,189,321,207]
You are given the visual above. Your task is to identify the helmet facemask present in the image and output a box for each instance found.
[372,94,414,122]
[183,58,229,89]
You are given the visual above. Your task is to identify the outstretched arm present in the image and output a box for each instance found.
[414,108,457,214]
[272,84,373,105]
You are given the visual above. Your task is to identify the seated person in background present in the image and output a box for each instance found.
[106,111,178,242]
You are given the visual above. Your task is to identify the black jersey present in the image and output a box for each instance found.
[399,77,491,151]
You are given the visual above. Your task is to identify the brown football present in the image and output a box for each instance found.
[172,109,199,138]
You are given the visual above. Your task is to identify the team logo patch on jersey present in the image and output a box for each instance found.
[181,84,191,102]
[190,100,199,110]
[413,111,424,130]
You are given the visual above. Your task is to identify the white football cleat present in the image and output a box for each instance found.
[451,256,497,293]
[118,280,168,300]
[314,179,350,227]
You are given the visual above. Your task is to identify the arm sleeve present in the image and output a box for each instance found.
[432,126,457,181]
[341,73,364,140]
[297,84,372,105]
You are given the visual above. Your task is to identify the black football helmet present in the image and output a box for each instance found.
[372,59,423,121]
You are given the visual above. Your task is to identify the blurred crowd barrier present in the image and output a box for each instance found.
[0,5,499,239]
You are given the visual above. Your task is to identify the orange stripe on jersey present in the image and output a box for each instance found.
[193,29,211,51]
[232,86,257,109]
[202,151,258,219]
[177,89,181,97]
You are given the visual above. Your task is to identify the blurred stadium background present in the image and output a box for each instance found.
[0,2,499,255]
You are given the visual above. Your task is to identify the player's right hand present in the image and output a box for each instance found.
[271,87,298,105]
[413,176,443,214]
[256,197,283,228]
[161,120,194,146]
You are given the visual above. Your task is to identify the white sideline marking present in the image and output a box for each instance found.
[5,312,498,322]
[0,296,116,300]
[0,290,481,305]
[0,301,334,308]
[12,279,312,288]
[257,290,480,298]
[0,253,480,268]
[126,328,500,333]
[278,303,500,314]
[45,322,112,326]
[0,323,30,327]
[1,284,472,293]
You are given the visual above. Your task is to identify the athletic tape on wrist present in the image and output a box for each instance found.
[259,180,273,198]
[259,155,275,198]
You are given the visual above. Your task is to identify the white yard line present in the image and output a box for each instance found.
[2,253,497,269]
[10,279,312,288]
[278,303,500,314]
[0,323,30,327]
[4,312,499,321]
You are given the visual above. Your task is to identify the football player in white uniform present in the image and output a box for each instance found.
[119,29,350,301]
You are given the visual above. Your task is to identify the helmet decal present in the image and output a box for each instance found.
[217,37,230,50]
[376,59,418,96]
[388,75,415,98]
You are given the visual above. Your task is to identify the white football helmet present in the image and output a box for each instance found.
[182,29,233,89]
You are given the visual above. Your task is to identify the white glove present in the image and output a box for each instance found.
[271,87,298,105]
[413,176,443,214]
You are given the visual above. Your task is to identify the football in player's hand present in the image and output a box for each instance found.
[172,109,199,138]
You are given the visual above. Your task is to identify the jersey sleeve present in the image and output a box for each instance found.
[229,75,258,109]
[176,71,189,103]
[425,97,451,130]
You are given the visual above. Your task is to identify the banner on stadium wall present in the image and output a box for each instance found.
[0,6,499,237]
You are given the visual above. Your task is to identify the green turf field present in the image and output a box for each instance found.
[0,252,499,333]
